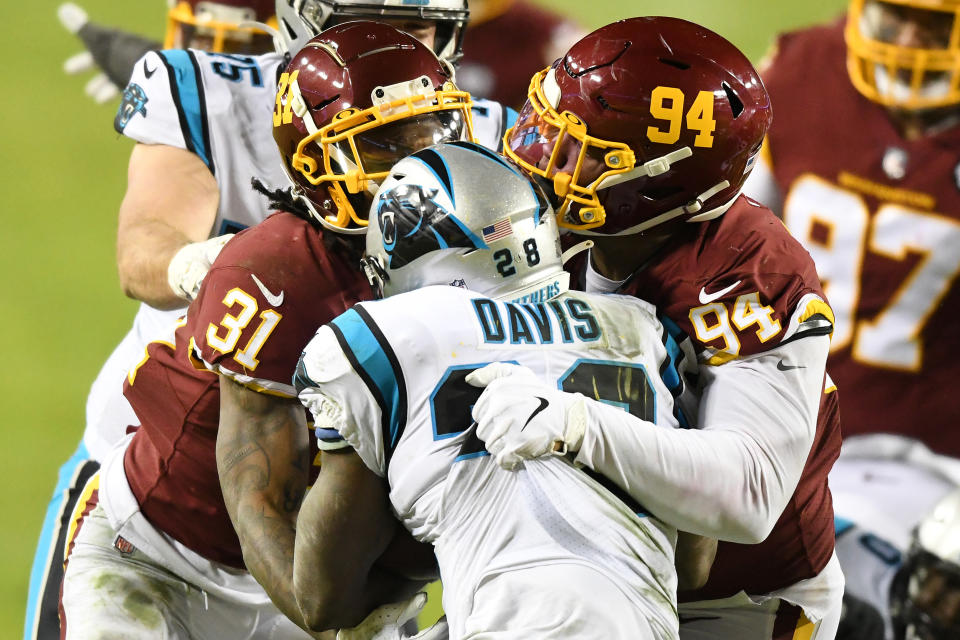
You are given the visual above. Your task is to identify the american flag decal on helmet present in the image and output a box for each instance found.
[482,218,513,243]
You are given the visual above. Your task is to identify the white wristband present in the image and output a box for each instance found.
[167,234,233,301]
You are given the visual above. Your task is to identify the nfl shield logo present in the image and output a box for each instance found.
[114,536,136,555]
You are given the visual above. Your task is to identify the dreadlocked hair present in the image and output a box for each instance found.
[250,178,365,265]
[251,178,316,226]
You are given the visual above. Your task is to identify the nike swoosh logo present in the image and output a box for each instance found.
[251,274,284,307]
[777,359,805,371]
[521,396,550,431]
[698,280,741,304]
[143,59,156,79]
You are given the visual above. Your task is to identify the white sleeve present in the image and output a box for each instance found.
[295,326,386,476]
[574,333,829,543]
[115,49,212,170]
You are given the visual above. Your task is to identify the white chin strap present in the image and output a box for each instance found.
[576,180,736,237]
[594,147,694,190]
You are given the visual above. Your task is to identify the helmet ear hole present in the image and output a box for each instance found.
[722,82,744,118]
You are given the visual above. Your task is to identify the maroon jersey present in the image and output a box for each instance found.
[762,18,960,456]
[616,197,842,599]
[458,0,583,108]
[122,212,369,567]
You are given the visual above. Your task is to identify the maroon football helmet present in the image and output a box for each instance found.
[504,16,773,236]
[272,21,475,232]
[165,1,276,53]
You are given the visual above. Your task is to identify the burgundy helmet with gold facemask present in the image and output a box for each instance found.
[504,16,772,236]
[272,21,475,233]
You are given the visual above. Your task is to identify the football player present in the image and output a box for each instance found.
[30,5,283,638]
[828,434,960,639]
[58,23,473,639]
[473,16,844,639]
[30,1,510,638]
[292,141,716,639]
[742,1,960,457]
[890,487,960,640]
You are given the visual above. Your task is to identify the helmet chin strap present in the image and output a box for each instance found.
[561,239,593,264]
[576,180,736,237]
[593,147,694,190]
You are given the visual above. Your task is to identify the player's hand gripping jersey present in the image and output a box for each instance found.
[296,285,686,640]
[746,18,960,455]
[589,196,843,603]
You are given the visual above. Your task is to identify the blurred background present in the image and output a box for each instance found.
[1,0,848,633]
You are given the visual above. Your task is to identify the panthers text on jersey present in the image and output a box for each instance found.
[296,285,688,639]
[605,196,842,601]
[757,18,960,456]
[116,212,369,568]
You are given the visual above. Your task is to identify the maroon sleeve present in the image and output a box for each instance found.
[631,198,834,363]
[188,213,371,396]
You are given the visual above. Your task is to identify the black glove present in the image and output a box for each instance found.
[59,3,160,104]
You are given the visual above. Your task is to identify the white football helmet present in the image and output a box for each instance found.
[362,141,569,302]
[890,487,960,639]
[275,0,468,63]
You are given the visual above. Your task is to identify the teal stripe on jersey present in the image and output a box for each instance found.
[505,106,519,130]
[158,50,212,171]
[329,308,404,453]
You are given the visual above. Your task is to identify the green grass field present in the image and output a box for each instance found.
[2,0,847,635]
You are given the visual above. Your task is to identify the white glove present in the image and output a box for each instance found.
[336,592,448,640]
[466,363,588,470]
[58,3,119,104]
[167,234,234,301]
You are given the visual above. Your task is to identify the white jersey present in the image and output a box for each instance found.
[830,434,960,639]
[84,48,511,461]
[298,285,687,639]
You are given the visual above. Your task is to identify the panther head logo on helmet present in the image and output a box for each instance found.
[363,141,568,301]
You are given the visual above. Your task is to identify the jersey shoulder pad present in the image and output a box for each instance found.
[663,198,833,363]
[116,49,216,171]
[187,215,320,395]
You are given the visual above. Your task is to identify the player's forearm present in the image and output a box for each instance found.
[116,143,219,308]
[216,378,316,633]
[233,496,310,628]
[293,451,421,631]
[576,336,828,543]
[116,218,193,309]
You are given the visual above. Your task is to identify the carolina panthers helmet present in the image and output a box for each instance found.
[165,0,277,53]
[504,16,772,236]
[272,21,475,233]
[362,141,568,302]
[846,0,960,110]
[890,488,960,639]
[275,0,469,63]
